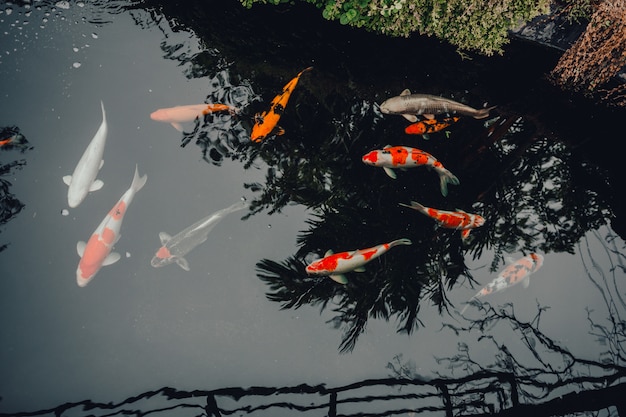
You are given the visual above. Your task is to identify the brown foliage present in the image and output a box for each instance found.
[550,0,626,106]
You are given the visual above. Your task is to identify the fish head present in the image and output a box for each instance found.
[362,150,381,166]
[305,254,340,276]
[378,99,393,114]
[149,109,169,122]
[530,253,544,271]
[67,192,83,209]
[151,246,173,268]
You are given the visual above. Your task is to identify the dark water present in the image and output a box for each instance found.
[0,0,625,415]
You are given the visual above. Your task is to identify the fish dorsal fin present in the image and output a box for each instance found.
[505,256,515,264]
[176,257,190,271]
[77,241,86,257]
[402,114,418,122]
[400,89,411,96]
[89,179,104,192]
[384,144,392,149]
[159,232,172,245]
[63,175,72,186]
[171,122,184,132]
[330,274,348,284]
[103,252,121,266]
[324,249,334,257]
[456,209,468,214]
[523,276,530,288]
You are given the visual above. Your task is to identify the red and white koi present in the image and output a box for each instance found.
[75,165,147,287]
[362,145,460,196]
[150,103,238,132]
[305,238,412,284]
[460,253,544,314]
[399,201,485,239]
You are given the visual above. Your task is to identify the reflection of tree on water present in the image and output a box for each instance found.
[0,126,32,253]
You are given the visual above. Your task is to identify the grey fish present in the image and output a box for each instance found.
[151,200,248,271]
[379,89,496,122]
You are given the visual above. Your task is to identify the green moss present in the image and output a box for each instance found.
[240,0,551,55]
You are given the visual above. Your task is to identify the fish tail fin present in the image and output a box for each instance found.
[100,100,106,121]
[130,164,148,193]
[398,201,427,215]
[474,105,497,119]
[438,169,460,197]
[299,66,314,77]
[390,238,413,247]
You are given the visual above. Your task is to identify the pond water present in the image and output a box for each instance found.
[1,0,625,415]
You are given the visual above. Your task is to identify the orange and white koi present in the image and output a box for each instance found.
[250,66,312,142]
[460,253,544,314]
[75,165,147,287]
[405,116,460,138]
[399,201,485,239]
[362,145,460,196]
[150,103,238,132]
[305,238,412,284]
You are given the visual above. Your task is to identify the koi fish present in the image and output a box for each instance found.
[399,201,485,239]
[405,116,460,139]
[76,165,147,287]
[151,200,248,271]
[0,133,29,150]
[460,253,544,314]
[250,66,313,142]
[63,101,107,208]
[379,89,496,122]
[150,103,238,132]
[362,145,459,196]
[305,238,412,284]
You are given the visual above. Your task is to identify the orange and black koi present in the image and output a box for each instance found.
[399,201,485,239]
[405,116,460,138]
[250,66,313,143]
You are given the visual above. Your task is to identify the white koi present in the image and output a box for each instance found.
[76,165,147,287]
[63,101,107,208]
[151,200,248,271]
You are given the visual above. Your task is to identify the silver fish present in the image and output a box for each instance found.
[379,89,496,122]
[150,200,248,271]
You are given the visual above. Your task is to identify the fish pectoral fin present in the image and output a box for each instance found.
[383,167,397,179]
[63,175,72,186]
[505,256,515,264]
[423,114,435,120]
[324,249,334,257]
[159,232,172,245]
[353,267,366,272]
[171,122,184,132]
[176,257,190,271]
[402,114,418,123]
[461,229,472,240]
[422,133,430,140]
[99,159,104,170]
[77,241,86,257]
[329,274,348,284]
[275,126,285,136]
[103,252,121,266]
[523,276,530,288]
[89,180,104,192]
[400,89,411,96]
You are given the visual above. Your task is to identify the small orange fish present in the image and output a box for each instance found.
[460,253,544,314]
[0,136,14,147]
[405,116,460,138]
[150,103,238,132]
[251,66,313,143]
[399,201,485,239]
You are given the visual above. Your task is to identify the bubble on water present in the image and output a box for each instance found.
[77,2,85,7]
[126,252,131,258]
[91,32,98,39]
[72,62,81,68]
[55,1,70,10]
[61,209,69,216]
[72,47,78,52]
[5,8,12,16]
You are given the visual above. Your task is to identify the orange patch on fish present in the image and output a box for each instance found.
[156,246,171,259]
[101,227,116,245]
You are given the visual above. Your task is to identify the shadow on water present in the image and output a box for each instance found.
[2,0,626,413]
[122,0,626,352]
[0,126,32,253]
